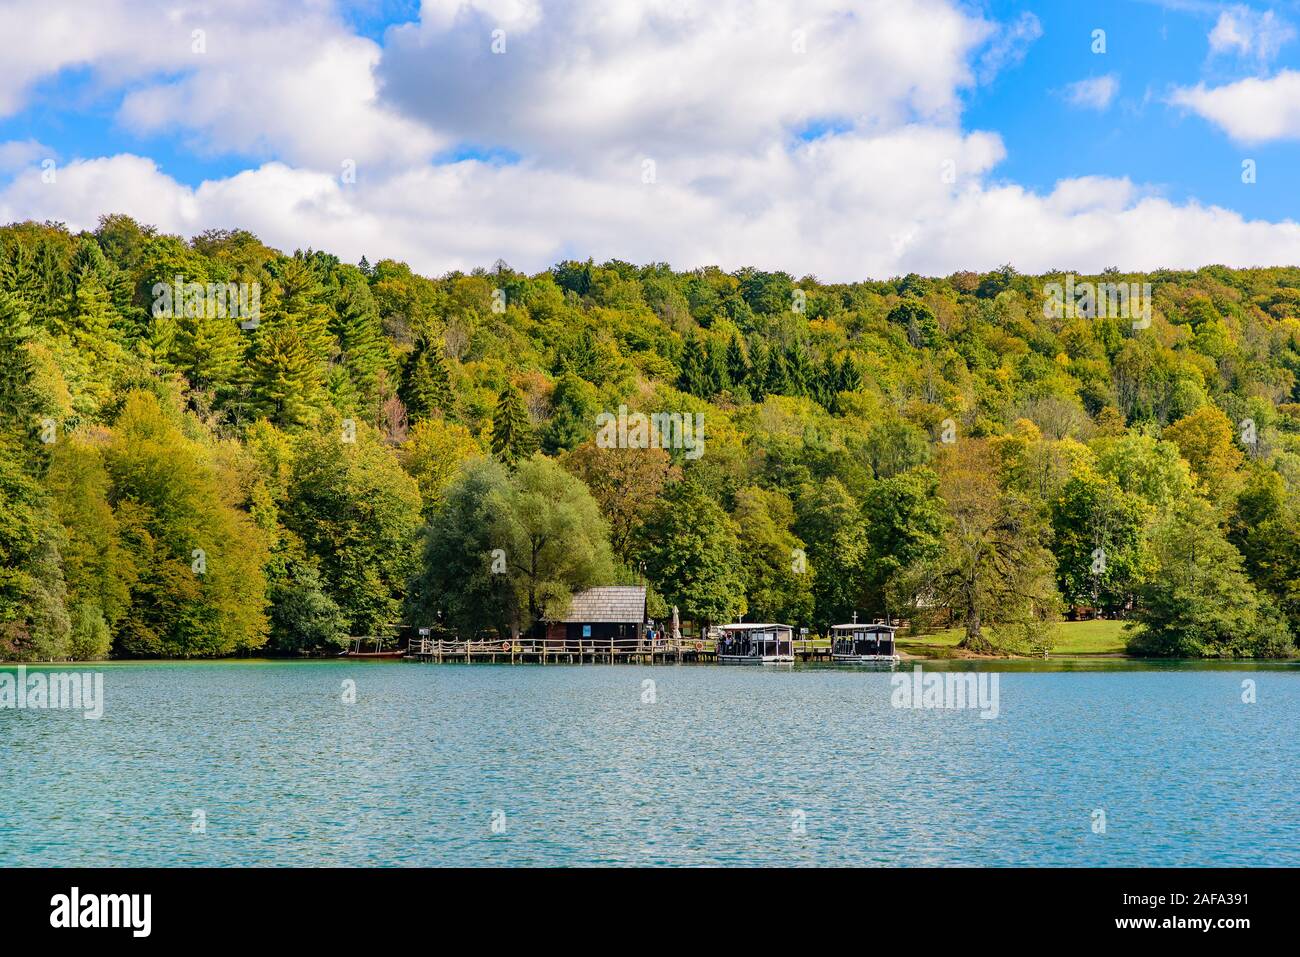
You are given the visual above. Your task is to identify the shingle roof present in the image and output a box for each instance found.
[554,585,647,623]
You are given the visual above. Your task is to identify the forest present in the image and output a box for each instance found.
[2,214,1299,661]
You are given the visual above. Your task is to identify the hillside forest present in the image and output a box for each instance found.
[2,215,1299,660]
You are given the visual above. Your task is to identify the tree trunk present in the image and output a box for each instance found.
[958,612,996,655]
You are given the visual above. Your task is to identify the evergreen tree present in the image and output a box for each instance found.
[725,334,748,386]
[249,326,325,427]
[838,353,862,392]
[765,348,791,395]
[399,338,454,420]
[785,341,812,396]
[542,371,599,454]
[173,299,243,400]
[0,292,45,455]
[331,272,387,402]
[678,333,710,397]
[748,339,770,399]
[490,384,537,466]
[706,338,730,392]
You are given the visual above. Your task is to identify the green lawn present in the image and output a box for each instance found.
[898,618,1137,658]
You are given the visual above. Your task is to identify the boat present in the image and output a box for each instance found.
[830,621,900,663]
[716,623,795,664]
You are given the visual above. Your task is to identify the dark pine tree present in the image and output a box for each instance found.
[490,383,537,466]
[399,338,455,420]
[725,334,748,387]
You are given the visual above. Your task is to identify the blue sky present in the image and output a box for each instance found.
[966,0,1300,220]
[2,0,1299,279]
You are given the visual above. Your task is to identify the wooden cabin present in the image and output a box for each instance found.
[830,622,899,662]
[544,585,647,646]
[716,623,795,663]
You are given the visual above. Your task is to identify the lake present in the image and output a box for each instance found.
[1,659,1296,866]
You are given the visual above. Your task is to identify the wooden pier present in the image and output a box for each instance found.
[404,636,835,663]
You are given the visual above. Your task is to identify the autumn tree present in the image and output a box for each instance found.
[563,441,679,565]
[915,440,1062,654]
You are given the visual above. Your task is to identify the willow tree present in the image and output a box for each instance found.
[407,455,613,639]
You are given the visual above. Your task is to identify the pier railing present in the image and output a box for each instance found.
[405,636,718,659]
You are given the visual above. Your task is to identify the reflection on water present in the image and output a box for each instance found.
[1,659,1296,866]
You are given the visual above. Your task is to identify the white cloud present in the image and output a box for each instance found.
[1170,70,1300,142]
[7,139,1300,282]
[378,0,996,163]
[0,0,441,169]
[0,140,51,173]
[976,11,1043,84]
[2,0,1300,281]
[1064,74,1119,111]
[1208,6,1295,62]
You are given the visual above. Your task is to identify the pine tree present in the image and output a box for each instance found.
[269,257,334,363]
[400,338,455,420]
[249,326,324,427]
[748,339,770,399]
[816,354,840,407]
[838,353,863,393]
[490,384,537,466]
[174,301,243,399]
[707,338,729,392]
[0,292,45,455]
[765,348,791,395]
[0,242,43,317]
[678,333,709,397]
[725,334,748,387]
[786,341,811,396]
[331,277,386,401]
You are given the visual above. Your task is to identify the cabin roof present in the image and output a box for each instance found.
[553,585,646,623]
[718,622,792,631]
[831,623,896,632]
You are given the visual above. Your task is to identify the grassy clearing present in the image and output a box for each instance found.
[898,618,1136,658]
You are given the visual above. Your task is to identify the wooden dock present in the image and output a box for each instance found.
[404,637,835,663]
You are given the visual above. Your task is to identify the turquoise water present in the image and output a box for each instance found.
[1,659,1296,866]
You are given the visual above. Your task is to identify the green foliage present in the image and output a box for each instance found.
[268,564,349,655]
[284,421,423,636]
[1050,471,1148,613]
[732,486,815,624]
[489,383,537,465]
[105,392,270,657]
[400,337,455,420]
[3,217,1299,660]
[639,480,746,625]
[0,449,70,660]
[543,371,599,453]
[407,456,613,637]
[1130,497,1294,658]
[489,455,615,632]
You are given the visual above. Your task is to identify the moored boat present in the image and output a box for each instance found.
[716,623,795,663]
[830,621,899,663]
